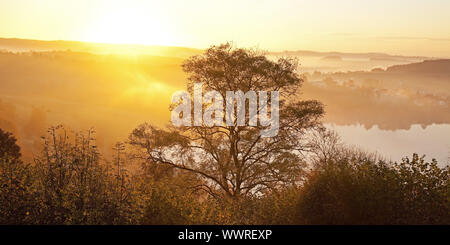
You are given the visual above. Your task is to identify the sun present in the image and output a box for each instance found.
[84,8,176,46]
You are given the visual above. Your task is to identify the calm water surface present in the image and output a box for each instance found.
[328,123,450,166]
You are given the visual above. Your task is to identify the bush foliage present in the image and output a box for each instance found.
[0,127,448,225]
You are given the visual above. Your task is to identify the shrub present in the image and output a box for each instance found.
[296,154,449,224]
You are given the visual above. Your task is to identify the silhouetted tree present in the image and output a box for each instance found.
[0,128,36,224]
[0,128,21,160]
[129,43,324,201]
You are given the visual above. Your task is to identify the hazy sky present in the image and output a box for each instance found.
[1,0,450,56]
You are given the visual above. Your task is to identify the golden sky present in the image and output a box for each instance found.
[1,0,450,57]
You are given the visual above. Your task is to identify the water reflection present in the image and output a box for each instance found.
[328,123,450,166]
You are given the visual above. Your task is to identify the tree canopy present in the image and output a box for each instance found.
[129,43,324,200]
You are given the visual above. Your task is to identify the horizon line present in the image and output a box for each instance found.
[0,36,446,59]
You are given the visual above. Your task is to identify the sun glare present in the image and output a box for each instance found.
[85,8,176,46]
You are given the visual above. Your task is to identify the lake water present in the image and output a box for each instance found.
[328,123,450,166]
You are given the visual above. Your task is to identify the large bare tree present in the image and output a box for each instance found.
[129,43,324,200]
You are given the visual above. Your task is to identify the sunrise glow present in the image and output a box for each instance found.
[84,6,178,45]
